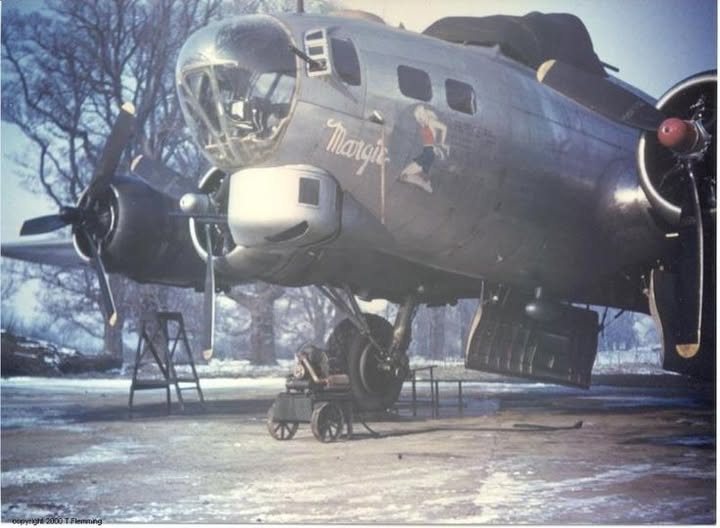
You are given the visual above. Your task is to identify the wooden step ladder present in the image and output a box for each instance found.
[129,311,204,414]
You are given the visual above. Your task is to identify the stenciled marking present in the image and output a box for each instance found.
[324,119,389,176]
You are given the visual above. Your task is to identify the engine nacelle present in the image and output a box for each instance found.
[227,164,340,248]
[74,176,204,287]
[638,71,716,378]
[185,164,395,287]
[637,70,716,226]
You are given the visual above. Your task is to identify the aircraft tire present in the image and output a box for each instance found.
[327,314,404,412]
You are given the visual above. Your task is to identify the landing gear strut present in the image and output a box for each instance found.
[318,286,418,412]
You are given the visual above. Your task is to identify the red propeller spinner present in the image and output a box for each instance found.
[657,117,702,154]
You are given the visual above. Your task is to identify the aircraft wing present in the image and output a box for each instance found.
[1,239,87,268]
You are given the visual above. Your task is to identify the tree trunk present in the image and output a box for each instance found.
[249,301,277,365]
[312,301,329,345]
[429,306,446,360]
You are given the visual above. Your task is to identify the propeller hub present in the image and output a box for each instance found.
[180,193,213,215]
[657,117,700,153]
[59,206,84,224]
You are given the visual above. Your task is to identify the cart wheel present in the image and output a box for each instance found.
[267,404,299,441]
[311,402,344,443]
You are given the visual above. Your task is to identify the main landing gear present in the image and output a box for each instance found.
[317,286,418,412]
[266,286,417,441]
[266,288,417,443]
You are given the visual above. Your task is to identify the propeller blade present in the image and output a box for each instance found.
[202,224,216,361]
[20,214,70,236]
[130,155,196,199]
[87,102,136,201]
[675,166,704,358]
[537,59,666,131]
[78,227,118,327]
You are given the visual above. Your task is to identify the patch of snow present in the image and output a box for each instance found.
[2,377,132,392]
[194,377,286,391]
[180,358,294,378]
[1,405,90,432]
[409,357,464,368]
[13,351,38,360]
[471,470,546,522]
[2,502,59,518]
[102,505,174,523]
[464,460,714,524]
[2,466,67,487]
[1,376,286,393]
[43,355,60,366]
[422,494,468,507]
[56,441,145,466]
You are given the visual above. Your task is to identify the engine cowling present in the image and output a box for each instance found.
[182,165,342,285]
[227,164,340,248]
[184,164,392,286]
[73,175,204,287]
[637,70,716,226]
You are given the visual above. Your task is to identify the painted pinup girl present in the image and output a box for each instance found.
[400,106,449,193]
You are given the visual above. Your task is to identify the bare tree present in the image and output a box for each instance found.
[600,310,639,351]
[2,0,222,360]
[1,260,21,302]
[428,305,446,360]
[2,0,346,365]
[226,283,285,365]
[280,287,339,345]
[225,0,335,15]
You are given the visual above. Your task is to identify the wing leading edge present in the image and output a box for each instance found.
[1,239,87,268]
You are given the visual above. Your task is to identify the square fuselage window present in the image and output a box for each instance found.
[298,177,320,206]
[446,78,476,114]
[398,65,432,101]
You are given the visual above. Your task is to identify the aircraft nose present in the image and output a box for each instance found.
[176,15,298,170]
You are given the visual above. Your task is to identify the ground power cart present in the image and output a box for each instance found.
[267,345,353,442]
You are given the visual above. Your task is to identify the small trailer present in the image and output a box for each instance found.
[267,345,353,442]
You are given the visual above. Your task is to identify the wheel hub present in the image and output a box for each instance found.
[358,343,401,395]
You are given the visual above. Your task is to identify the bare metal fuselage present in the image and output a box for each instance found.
[200,14,667,311]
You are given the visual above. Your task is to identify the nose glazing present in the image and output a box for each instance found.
[176,15,298,170]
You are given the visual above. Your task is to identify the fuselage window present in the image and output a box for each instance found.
[445,79,476,115]
[397,65,432,101]
[331,38,361,86]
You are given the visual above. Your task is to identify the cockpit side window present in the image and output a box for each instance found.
[330,38,361,86]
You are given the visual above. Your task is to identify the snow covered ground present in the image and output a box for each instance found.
[1,375,287,393]
[1,371,714,524]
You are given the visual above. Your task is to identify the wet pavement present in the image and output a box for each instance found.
[0,375,715,523]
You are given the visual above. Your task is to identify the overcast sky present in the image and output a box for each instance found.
[1,0,717,242]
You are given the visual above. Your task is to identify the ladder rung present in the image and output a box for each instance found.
[131,312,204,413]
[132,380,170,389]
